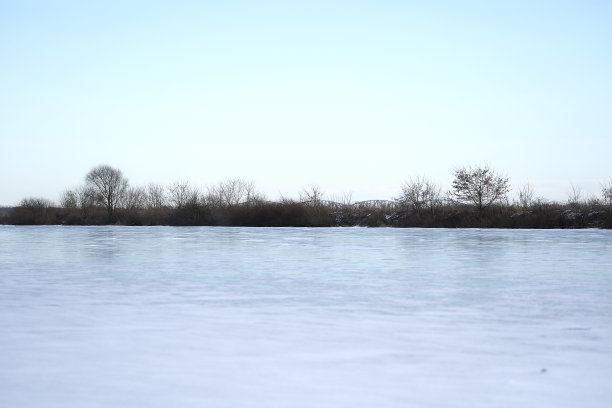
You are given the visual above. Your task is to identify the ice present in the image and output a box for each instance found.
[1,226,611,407]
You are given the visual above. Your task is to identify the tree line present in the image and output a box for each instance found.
[3,164,612,228]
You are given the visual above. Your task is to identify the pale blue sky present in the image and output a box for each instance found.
[1,0,611,205]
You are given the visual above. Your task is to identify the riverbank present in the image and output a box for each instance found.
[2,200,611,229]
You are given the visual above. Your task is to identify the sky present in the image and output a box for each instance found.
[1,0,611,205]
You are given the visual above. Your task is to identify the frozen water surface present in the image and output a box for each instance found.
[1,226,611,407]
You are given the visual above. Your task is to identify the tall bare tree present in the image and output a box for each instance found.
[85,165,128,221]
[451,165,509,214]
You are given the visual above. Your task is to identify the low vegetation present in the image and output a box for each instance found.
[3,165,611,228]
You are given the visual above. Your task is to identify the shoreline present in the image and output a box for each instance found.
[2,202,610,229]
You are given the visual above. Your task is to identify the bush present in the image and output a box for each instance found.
[10,197,55,225]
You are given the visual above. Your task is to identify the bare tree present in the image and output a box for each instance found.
[118,186,146,222]
[15,197,54,224]
[60,189,78,210]
[450,165,510,214]
[146,183,167,210]
[61,186,95,219]
[207,178,263,207]
[300,185,324,207]
[168,180,199,209]
[85,165,129,221]
[602,179,612,215]
[518,182,534,209]
[396,176,441,214]
[123,186,147,211]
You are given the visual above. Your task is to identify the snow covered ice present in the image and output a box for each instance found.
[1,226,611,407]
